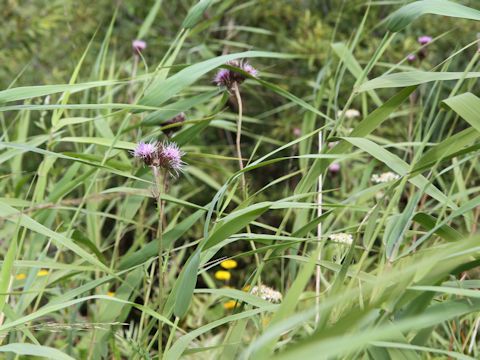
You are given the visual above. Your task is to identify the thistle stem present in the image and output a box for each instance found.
[152,165,165,356]
[315,130,323,326]
[232,82,246,193]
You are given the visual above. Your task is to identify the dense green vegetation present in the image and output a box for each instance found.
[1,0,480,358]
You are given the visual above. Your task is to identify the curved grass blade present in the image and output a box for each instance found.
[358,72,480,92]
[138,51,298,107]
[387,0,480,32]
[0,344,75,360]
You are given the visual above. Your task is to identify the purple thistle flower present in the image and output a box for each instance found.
[407,54,416,63]
[132,39,147,53]
[133,142,157,166]
[213,69,231,87]
[213,60,258,90]
[132,140,185,176]
[242,62,259,78]
[157,142,185,175]
[329,163,340,174]
[418,36,432,45]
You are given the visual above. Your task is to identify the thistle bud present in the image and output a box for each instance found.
[163,112,186,136]
[132,39,147,53]
[418,36,432,45]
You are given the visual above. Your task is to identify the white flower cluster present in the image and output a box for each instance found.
[251,285,282,303]
[329,233,353,245]
[337,109,361,119]
[371,172,400,184]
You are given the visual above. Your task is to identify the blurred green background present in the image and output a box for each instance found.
[2,0,479,89]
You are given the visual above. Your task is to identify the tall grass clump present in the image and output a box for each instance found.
[1,0,480,359]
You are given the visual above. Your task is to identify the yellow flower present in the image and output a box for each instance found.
[15,273,26,280]
[16,270,50,280]
[214,270,231,281]
[107,291,115,297]
[223,300,238,310]
[37,269,49,277]
[220,259,238,270]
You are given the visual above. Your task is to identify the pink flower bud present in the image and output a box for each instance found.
[418,36,432,45]
[132,39,147,53]
[329,163,340,173]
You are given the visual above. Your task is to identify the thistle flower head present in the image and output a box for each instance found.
[241,62,259,77]
[132,140,185,175]
[371,172,400,184]
[329,233,353,245]
[418,36,432,45]
[329,163,340,173]
[157,141,185,175]
[213,69,231,87]
[133,142,157,165]
[132,39,147,52]
[251,285,282,303]
[213,59,258,90]
[407,54,416,63]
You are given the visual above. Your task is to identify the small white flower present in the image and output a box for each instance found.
[329,233,353,245]
[337,109,361,119]
[371,172,400,184]
[251,285,282,303]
